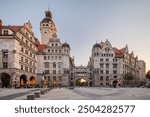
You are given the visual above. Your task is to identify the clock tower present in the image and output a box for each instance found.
[40,9,57,44]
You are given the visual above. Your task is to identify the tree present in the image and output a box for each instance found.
[123,72,134,86]
[146,70,150,80]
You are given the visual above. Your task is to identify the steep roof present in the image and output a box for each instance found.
[93,43,101,49]
[62,42,70,49]
[8,26,22,32]
[37,44,46,52]
[35,38,40,45]
[120,47,126,54]
[113,47,124,58]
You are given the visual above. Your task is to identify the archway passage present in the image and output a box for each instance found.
[20,75,27,87]
[113,80,118,88]
[0,73,11,88]
[29,76,36,87]
[76,78,88,87]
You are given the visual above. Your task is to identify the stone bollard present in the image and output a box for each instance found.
[27,94,35,100]
[34,92,40,98]
[40,90,45,95]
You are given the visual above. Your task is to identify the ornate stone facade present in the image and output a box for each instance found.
[0,9,146,88]
[0,20,37,87]
[89,39,142,87]
[36,9,75,87]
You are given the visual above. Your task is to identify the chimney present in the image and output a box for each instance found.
[0,19,2,35]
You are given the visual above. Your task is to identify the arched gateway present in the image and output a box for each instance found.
[0,72,11,88]
[69,66,93,87]
[76,78,88,87]
[20,75,27,87]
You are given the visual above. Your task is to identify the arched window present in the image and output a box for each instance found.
[106,76,109,81]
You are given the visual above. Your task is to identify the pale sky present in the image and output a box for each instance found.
[0,0,150,72]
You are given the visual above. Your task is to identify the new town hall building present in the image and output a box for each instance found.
[0,9,146,88]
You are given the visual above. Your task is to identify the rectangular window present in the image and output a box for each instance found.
[25,58,28,63]
[58,62,61,68]
[26,32,28,37]
[30,61,32,65]
[113,70,117,74]
[30,43,32,48]
[3,30,8,35]
[59,56,61,59]
[29,68,32,73]
[53,70,56,74]
[100,64,103,68]
[106,58,109,62]
[59,76,62,82]
[53,62,56,68]
[45,70,49,74]
[59,50,61,53]
[21,48,24,52]
[26,40,28,45]
[106,70,109,74]
[44,56,46,60]
[33,69,35,73]
[100,58,103,62]
[2,51,8,58]
[21,65,23,70]
[30,53,32,57]
[25,50,28,55]
[53,76,56,81]
[21,57,23,62]
[45,62,49,68]
[25,66,28,72]
[3,62,8,68]
[106,64,109,68]
[100,70,103,74]
[113,64,118,69]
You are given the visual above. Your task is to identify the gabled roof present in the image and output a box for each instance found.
[37,44,46,52]
[120,47,126,54]
[113,47,124,58]
[2,25,22,32]
[8,26,22,32]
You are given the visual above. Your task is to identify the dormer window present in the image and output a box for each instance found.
[3,30,8,35]
[46,24,49,26]
[43,24,45,26]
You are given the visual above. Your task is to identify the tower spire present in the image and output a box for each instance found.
[48,4,50,11]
